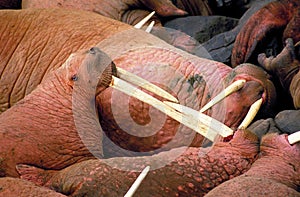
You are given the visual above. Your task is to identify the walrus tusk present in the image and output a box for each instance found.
[164,101,234,140]
[288,131,300,145]
[124,166,150,197]
[145,21,155,33]
[134,11,156,29]
[110,76,231,141]
[200,80,246,112]
[238,98,263,130]
[116,67,178,102]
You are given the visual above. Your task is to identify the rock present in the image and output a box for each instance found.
[164,16,238,43]
[275,110,300,134]
[248,118,281,139]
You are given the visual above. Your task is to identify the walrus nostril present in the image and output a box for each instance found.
[71,74,78,81]
[111,62,118,77]
[259,88,264,96]
[89,47,97,54]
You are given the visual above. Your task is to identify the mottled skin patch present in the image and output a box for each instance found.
[205,132,300,196]
[0,177,66,197]
[17,129,259,196]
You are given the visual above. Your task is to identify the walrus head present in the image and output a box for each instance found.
[62,47,117,96]
[220,63,277,129]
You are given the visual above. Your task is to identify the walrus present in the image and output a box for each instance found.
[0,47,116,177]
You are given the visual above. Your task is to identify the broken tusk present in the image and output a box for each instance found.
[124,166,150,197]
[110,76,230,141]
[134,11,156,29]
[200,80,246,113]
[145,21,155,33]
[116,67,178,103]
[238,98,263,130]
[288,131,300,145]
[164,101,234,139]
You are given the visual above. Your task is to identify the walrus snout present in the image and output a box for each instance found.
[88,47,98,54]
[233,63,277,115]
[87,47,117,94]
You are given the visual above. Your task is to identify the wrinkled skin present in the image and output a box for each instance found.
[17,130,259,196]
[0,177,66,197]
[0,47,115,177]
[231,0,300,66]
[22,0,251,25]
[0,9,276,159]
[258,38,300,109]
[21,0,211,27]
[0,9,131,113]
[205,133,300,196]
[22,0,188,26]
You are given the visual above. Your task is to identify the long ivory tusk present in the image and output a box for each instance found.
[145,21,155,33]
[238,98,263,130]
[110,76,231,141]
[116,67,178,103]
[134,11,156,29]
[164,101,234,138]
[288,131,300,145]
[124,166,150,197]
[200,80,246,113]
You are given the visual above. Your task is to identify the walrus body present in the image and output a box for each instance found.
[17,130,259,196]
[205,133,300,196]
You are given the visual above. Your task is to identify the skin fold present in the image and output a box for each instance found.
[0,9,276,168]
[0,177,66,197]
[0,47,115,177]
[205,133,300,196]
[16,130,259,196]
[290,69,300,109]
[22,0,188,26]
[21,0,214,26]
[231,0,300,66]
[22,0,250,24]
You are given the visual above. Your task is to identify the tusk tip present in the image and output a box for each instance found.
[200,79,246,113]
[238,98,263,130]
[124,166,150,197]
[145,21,155,33]
[288,131,300,145]
[134,11,156,29]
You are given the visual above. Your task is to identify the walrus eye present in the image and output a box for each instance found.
[71,74,78,81]
[89,47,96,54]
